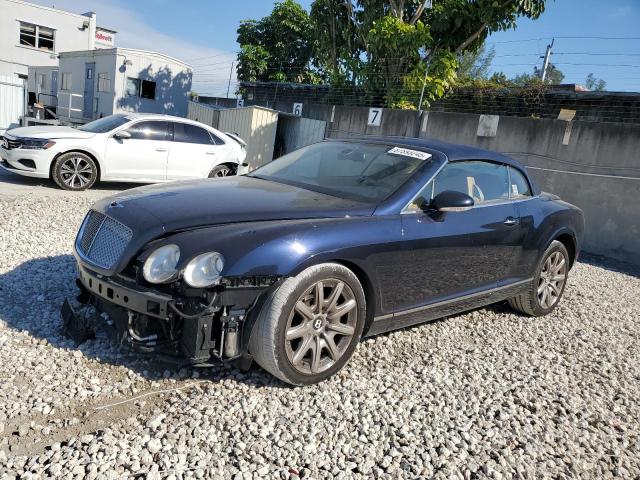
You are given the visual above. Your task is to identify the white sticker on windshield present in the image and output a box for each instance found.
[387,147,432,160]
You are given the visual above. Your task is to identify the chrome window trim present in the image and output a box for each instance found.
[400,160,537,215]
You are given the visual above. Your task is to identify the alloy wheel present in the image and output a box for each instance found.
[284,279,358,375]
[538,251,567,309]
[60,157,93,188]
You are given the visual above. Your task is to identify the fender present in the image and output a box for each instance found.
[158,215,401,316]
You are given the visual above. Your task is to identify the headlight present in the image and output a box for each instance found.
[183,252,224,288]
[143,244,180,283]
[20,138,56,150]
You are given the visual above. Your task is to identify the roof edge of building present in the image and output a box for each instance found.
[58,47,192,69]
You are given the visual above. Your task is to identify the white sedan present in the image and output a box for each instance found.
[0,113,247,190]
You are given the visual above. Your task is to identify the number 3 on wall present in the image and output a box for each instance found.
[368,108,382,126]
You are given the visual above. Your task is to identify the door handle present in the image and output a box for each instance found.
[155,147,168,152]
[206,151,217,155]
[504,217,519,226]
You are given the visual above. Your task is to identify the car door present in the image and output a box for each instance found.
[397,160,524,312]
[104,121,170,181]
[166,122,230,180]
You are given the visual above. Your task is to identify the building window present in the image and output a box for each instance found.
[126,78,156,99]
[19,22,55,51]
[140,80,156,99]
[37,73,46,90]
[61,73,72,91]
[126,77,140,97]
[97,73,110,92]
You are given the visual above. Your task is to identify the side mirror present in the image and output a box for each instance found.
[113,130,131,140]
[430,190,474,212]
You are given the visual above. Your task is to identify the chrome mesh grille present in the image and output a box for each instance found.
[77,211,132,269]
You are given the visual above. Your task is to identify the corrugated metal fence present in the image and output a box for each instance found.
[187,101,220,128]
[0,75,26,134]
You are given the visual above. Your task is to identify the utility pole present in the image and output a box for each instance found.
[226,61,234,98]
[540,38,554,82]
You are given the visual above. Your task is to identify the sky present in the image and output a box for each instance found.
[30,0,640,95]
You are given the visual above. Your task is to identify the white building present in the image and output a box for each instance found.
[56,48,193,122]
[0,0,116,78]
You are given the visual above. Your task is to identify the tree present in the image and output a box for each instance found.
[457,45,496,81]
[236,0,550,107]
[585,73,606,91]
[236,0,316,83]
[511,63,564,86]
[310,0,548,107]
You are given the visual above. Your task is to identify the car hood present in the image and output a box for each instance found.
[93,176,375,234]
[5,126,96,140]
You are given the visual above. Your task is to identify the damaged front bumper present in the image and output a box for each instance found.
[64,262,279,365]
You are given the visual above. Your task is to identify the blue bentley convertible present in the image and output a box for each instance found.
[67,137,584,385]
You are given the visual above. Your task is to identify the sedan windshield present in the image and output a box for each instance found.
[78,114,131,133]
[249,141,430,202]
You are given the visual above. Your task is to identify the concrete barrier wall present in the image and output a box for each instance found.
[317,107,640,265]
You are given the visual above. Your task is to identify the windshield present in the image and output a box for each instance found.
[249,141,430,202]
[78,114,131,133]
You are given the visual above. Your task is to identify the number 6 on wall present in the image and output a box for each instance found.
[368,108,382,126]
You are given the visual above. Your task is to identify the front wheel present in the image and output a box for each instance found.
[508,240,569,316]
[52,152,98,191]
[250,263,366,385]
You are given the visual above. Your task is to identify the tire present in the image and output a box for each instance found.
[249,263,366,385]
[52,152,98,191]
[208,164,236,178]
[508,240,570,316]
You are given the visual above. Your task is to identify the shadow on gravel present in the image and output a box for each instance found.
[0,254,284,388]
[579,252,640,279]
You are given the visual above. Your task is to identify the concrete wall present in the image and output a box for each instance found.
[418,112,640,264]
[0,0,96,77]
[309,106,639,265]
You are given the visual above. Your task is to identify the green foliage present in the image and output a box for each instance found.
[236,0,550,107]
[585,73,606,91]
[237,45,269,82]
[236,0,317,83]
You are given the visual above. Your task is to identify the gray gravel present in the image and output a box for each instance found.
[1,191,639,479]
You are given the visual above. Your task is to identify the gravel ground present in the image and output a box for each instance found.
[1,191,639,479]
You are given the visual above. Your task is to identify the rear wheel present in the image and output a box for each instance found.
[52,152,98,191]
[508,240,569,316]
[208,164,236,178]
[250,263,366,385]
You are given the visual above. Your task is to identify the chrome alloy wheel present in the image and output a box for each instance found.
[284,279,358,375]
[538,251,567,309]
[60,156,93,188]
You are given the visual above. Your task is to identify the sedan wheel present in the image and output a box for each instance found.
[208,164,236,178]
[284,279,357,375]
[250,263,366,385]
[52,152,98,191]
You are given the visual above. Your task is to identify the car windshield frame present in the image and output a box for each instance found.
[249,141,432,204]
[77,114,132,133]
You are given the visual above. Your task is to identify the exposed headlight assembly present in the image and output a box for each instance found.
[143,244,180,283]
[183,252,224,288]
